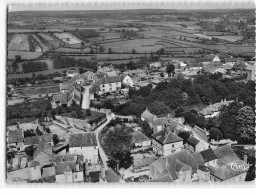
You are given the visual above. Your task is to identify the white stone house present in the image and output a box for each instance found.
[151,130,183,156]
[120,74,134,87]
[69,132,99,164]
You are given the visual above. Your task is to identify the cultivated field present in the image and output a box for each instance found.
[8,51,42,60]
[98,38,164,53]
[8,34,30,51]
[54,32,82,44]
[99,32,121,40]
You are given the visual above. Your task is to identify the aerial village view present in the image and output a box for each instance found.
[5,2,255,184]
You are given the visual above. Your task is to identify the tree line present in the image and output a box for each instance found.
[22,61,48,73]
[52,53,97,70]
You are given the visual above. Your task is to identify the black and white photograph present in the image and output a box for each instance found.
[3,0,255,187]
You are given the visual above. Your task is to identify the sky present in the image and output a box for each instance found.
[8,0,255,12]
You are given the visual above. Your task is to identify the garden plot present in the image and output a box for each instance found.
[8,34,29,51]
[54,32,82,44]
[32,35,49,52]
[38,33,54,41]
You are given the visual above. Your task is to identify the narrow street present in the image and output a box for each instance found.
[95,113,112,168]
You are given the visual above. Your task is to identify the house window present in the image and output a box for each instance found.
[75,174,77,179]
[102,84,105,88]
[172,144,174,148]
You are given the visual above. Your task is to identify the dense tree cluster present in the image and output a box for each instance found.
[115,74,255,144]
[7,98,52,122]
[22,61,48,73]
[102,125,133,170]
[52,53,97,70]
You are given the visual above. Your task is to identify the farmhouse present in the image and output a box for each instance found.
[69,132,98,164]
[193,145,248,182]
[151,130,183,156]
[98,76,122,95]
[141,109,178,133]
[199,99,234,118]
[120,74,134,87]
[149,149,198,182]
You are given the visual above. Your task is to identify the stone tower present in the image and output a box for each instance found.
[82,84,91,109]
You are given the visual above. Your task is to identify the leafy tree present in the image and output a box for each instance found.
[236,106,255,144]
[184,110,198,127]
[25,145,35,157]
[51,109,56,120]
[178,131,191,141]
[142,121,153,137]
[166,63,175,75]
[85,109,91,116]
[56,106,62,115]
[108,48,113,54]
[209,127,223,141]
[218,101,243,141]
[175,107,185,117]
[103,125,133,169]
[52,134,59,145]
[24,129,36,137]
[148,101,170,116]
[36,127,43,136]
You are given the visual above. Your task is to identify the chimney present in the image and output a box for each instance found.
[243,155,247,163]
[116,163,119,172]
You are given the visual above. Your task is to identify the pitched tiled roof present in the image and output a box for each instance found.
[208,160,247,181]
[187,136,200,147]
[7,130,23,144]
[200,148,217,162]
[29,160,40,168]
[53,92,68,104]
[55,162,77,175]
[192,152,206,165]
[105,168,120,183]
[133,156,156,169]
[54,154,75,163]
[41,166,56,178]
[150,149,198,181]
[192,126,209,142]
[213,145,235,159]
[141,110,155,124]
[132,132,150,144]
[152,130,183,145]
[96,73,107,79]
[90,82,100,93]
[100,76,121,84]
[69,132,97,147]
[105,70,117,77]
[33,139,54,160]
